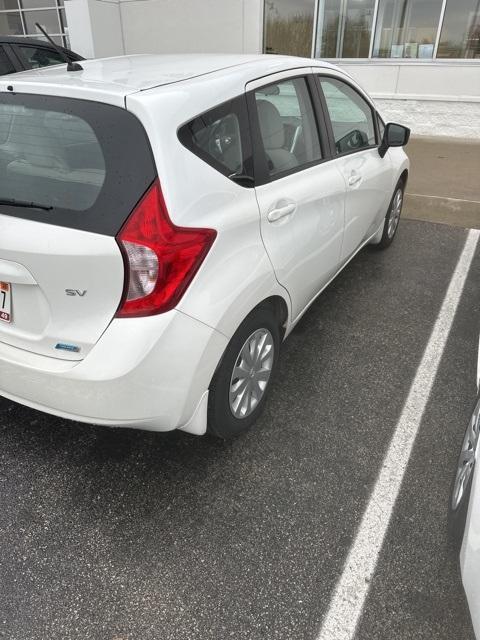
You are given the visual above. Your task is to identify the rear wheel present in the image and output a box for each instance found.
[375,180,404,249]
[207,307,280,439]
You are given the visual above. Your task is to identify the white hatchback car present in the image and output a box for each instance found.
[0,54,409,438]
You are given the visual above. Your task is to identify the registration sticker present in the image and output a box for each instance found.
[0,282,11,323]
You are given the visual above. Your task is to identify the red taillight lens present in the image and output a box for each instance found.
[115,179,216,318]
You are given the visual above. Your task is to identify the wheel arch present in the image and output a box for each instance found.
[257,295,289,339]
[208,293,290,384]
[399,168,409,187]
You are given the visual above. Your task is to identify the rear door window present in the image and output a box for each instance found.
[178,95,253,184]
[0,94,156,235]
[253,76,323,178]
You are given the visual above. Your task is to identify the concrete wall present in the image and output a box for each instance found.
[338,61,480,139]
[120,0,263,55]
[65,0,124,59]
[65,0,263,58]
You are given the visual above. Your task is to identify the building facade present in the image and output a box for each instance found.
[0,0,69,47]
[1,0,479,136]
[264,0,480,137]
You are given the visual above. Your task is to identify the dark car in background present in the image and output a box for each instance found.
[0,36,83,75]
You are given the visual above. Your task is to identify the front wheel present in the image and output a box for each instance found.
[207,307,280,439]
[375,181,404,249]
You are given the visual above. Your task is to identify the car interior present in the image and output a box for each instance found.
[255,79,322,176]
[0,107,105,211]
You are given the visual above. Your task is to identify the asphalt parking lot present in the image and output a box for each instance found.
[0,218,478,640]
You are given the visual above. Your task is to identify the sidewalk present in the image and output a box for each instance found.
[403,136,480,230]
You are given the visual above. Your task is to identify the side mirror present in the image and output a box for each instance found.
[378,122,410,158]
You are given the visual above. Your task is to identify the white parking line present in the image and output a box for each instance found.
[316,228,480,640]
[407,193,480,205]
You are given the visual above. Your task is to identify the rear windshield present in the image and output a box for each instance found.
[0,93,156,235]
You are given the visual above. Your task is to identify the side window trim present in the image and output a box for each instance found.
[314,73,380,159]
[310,73,338,159]
[246,73,331,187]
[377,112,386,142]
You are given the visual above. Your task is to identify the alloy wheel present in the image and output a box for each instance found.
[229,328,274,419]
[387,188,403,238]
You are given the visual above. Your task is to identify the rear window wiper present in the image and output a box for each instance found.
[0,198,53,211]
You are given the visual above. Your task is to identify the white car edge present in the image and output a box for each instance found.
[451,335,480,637]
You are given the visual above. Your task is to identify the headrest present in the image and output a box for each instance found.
[256,99,285,150]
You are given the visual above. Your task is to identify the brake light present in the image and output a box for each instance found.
[115,179,216,318]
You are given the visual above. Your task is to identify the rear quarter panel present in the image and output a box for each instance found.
[126,84,292,340]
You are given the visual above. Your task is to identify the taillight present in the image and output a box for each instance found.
[115,179,216,318]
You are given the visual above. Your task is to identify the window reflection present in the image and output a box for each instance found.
[264,0,316,57]
[343,0,376,57]
[316,0,376,58]
[437,0,480,58]
[372,0,443,58]
[267,0,480,61]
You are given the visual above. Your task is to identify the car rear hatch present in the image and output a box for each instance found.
[0,92,156,360]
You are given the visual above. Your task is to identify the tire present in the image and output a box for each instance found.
[447,392,480,554]
[207,306,281,439]
[375,180,405,249]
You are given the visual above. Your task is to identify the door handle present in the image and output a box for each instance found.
[267,203,297,223]
[348,173,362,186]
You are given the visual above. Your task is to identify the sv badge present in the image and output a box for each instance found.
[65,289,87,297]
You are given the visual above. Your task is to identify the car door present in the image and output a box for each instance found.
[315,73,393,262]
[246,70,346,322]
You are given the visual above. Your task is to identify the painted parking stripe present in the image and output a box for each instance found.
[316,228,480,640]
[407,192,480,205]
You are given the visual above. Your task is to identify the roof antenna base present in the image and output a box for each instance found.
[67,61,84,72]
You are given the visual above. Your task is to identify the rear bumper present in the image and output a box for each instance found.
[0,310,228,433]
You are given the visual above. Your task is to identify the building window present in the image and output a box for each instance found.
[264,0,316,57]
[437,0,480,58]
[0,10,23,34]
[0,0,68,48]
[315,0,376,58]
[372,0,444,58]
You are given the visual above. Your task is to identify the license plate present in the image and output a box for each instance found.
[0,282,11,323]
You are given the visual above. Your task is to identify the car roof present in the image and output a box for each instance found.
[0,53,341,106]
